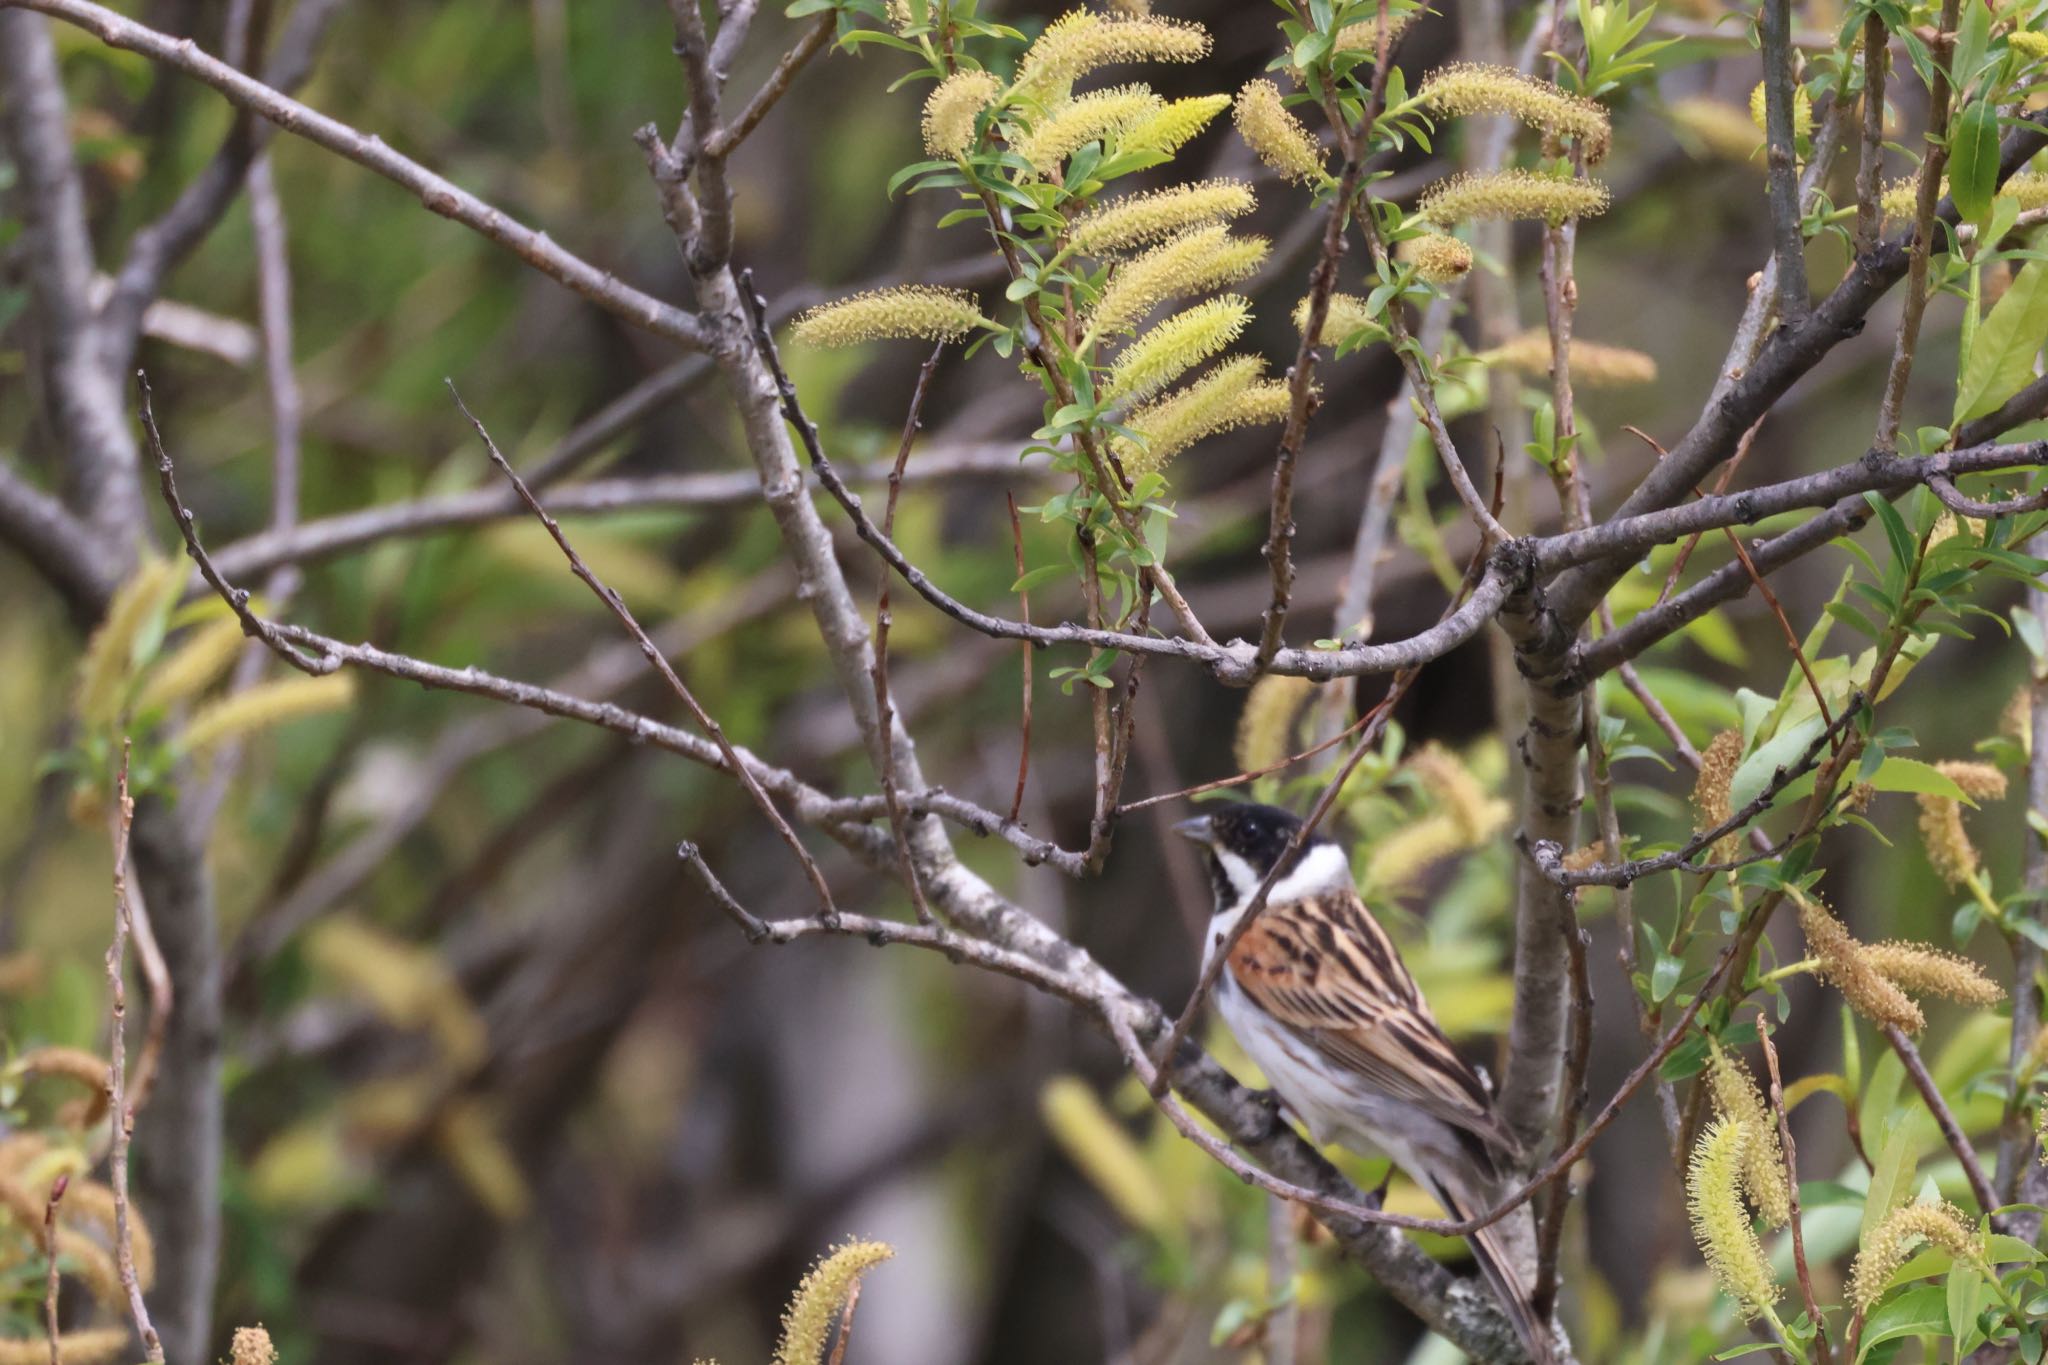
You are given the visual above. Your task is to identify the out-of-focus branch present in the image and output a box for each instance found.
[1759,0,1810,321]
[0,462,120,623]
[105,748,166,1365]
[451,384,840,918]
[1886,1024,2003,1223]
[6,0,716,353]
[206,446,1038,584]
[700,13,833,159]
[0,11,143,550]
[97,0,347,372]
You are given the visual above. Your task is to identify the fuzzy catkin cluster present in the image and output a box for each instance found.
[1102,296,1250,403]
[1016,85,1162,173]
[1692,728,1743,862]
[1419,63,1612,162]
[1086,224,1269,338]
[1066,180,1256,254]
[1369,744,1510,895]
[922,70,1001,158]
[1419,170,1611,227]
[1332,8,1419,55]
[1125,94,1231,156]
[1703,1044,1792,1228]
[1233,79,1325,184]
[1685,1118,1782,1320]
[791,286,990,348]
[1233,671,1318,775]
[1113,357,1291,477]
[1291,293,1379,348]
[773,1240,895,1365]
[1009,10,1210,104]
[1915,761,2007,888]
[1849,1202,1980,1311]
[1796,892,2002,1034]
[1480,330,1657,388]
[1398,232,1474,284]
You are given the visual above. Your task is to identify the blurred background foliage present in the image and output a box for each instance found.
[4,0,2048,1361]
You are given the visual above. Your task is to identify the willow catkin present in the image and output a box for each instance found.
[1419,63,1611,162]
[1112,357,1291,476]
[1796,893,1926,1033]
[1419,170,1610,227]
[1291,293,1378,348]
[1685,1118,1781,1320]
[1479,331,1658,388]
[1101,296,1249,404]
[1849,1202,1980,1311]
[1859,942,2004,1005]
[1123,94,1231,157]
[1398,232,1473,284]
[922,70,1001,157]
[1008,11,1210,103]
[1067,180,1256,255]
[773,1240,895,1365]
[792,287,990,347]
[1234,673,1316,772]
[1014,85,1162,173]
[1085,225,1268,337]
[1233,79,1324,184]
[1693,729,1742,862]
[1704,1044,1792,1228]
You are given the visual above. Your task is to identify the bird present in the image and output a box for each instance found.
[1173,800,1554,1365]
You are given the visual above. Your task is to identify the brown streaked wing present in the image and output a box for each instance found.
[1226,892,1516,1156]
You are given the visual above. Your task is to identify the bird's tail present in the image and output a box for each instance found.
[1429,1177,1557,1365]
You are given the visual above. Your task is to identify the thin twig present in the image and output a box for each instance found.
[106,743,164,1364]
[1006,492,1033,824]
[871,347,946,925]
[1886,1023,2004,1226]
[42,1173,65,1365]
[1759,1014,1830,1365]
[824,1277,864,1365]
[448,381,839,920]
[701,12,834,159]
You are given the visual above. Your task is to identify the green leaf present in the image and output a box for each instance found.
[1009,564,1067,594]
[1862,1116,1917,1246]
[1949,101,1998,224]
[1857,1284,1950,1363]
[1650,953,1682,1003]
[1948,1259,1984,1347]
[1866,756,1974,803]
[1955,260,2048,423]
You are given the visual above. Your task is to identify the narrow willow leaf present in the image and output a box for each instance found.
[1949,100,2000,225]
[1955,260,2048,422]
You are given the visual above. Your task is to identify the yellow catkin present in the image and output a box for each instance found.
[1101,296,1249,404]
[1916,793,1980,889]
[1694,728,1741,862]
[180,674,356,755]
[1368,813,1470,894]
[1333,9,1420,55]
[2003,174,2048,211]
[1234,673,1317,772]
[1882,173,1938,223]
[1067,180,1256,255]
[1940,760,2009,802]
[1419,63,1612,162]
[1686,1118,1782,1320]
[1399,232,1473,284]
[1704,1044,1793,1229]
[1747,81,1814,141]
[1291,292,1379,348]
[884,0,915,35]
[75,555,185,728]
[0,1328,130,1365]
[1014,85,1162,173]
[791,286,990,347]
[134,613,247,716]
[1561,841,1608,872]
[1407,743,1508,846]
[1233,79,1325,184]
[1860,942,2005,1005]
[2005,684,2034,758]
[2012,30,2048,61]
[1850,1202,1980,1311]
[1123,94,1232,156]
[922,70,1001,158]
[1479,329,1657,387]
[1112,358,1291,475]
[773,1240,895,1365]
[1419,169,1610,226]
[1669,97,1765,161]
[10,1047,111,1126]
[1009,11,1210,104]
[231,1326,279,1365]
[1086,225,1268,337]
[1797,894,1926,1034]
[1039,1077,1172,1233]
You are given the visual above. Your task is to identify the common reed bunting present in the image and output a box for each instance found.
[1175,801,1554,1365]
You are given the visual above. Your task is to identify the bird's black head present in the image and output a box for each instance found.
[1173,802,1337,906]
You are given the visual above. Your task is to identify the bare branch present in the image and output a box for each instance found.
[1760,0,1811,321]
[7,0,716,353]
[1887,1023,2003,1224]
[701,12,834,159]
[106,746,166,1364]
[0,460,120,622]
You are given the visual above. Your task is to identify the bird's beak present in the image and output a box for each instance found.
[1171,815,1212,844]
